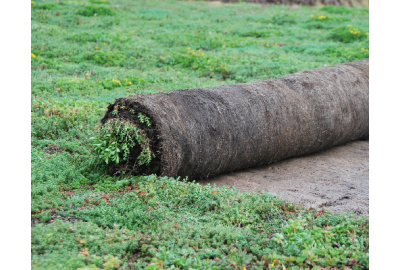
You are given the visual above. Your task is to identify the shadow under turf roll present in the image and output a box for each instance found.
[100,59,369,179]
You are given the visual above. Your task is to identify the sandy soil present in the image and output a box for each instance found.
[198,140,368,215]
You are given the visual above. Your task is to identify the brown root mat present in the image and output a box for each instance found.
[202,0,364,7]
[101,59,369,179]
[199,140,369,215]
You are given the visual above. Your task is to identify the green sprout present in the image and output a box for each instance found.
[90,119,154,166]
[138,112,152,127]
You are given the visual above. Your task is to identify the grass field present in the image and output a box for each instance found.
[31,0,369,269]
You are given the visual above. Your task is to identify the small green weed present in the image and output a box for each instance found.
[32,3,58,10]
[330,25,369,43]
[90,119,154,166]
[81,50,128,66]
[162,47,231,79]
[320,5,353,14]
[138,112,152,127]
[89,0,111,5]
[76,6,114,17]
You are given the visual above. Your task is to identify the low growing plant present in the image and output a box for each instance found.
[330,25,369,43]
[76,6,115,17]
[90,119,155,166]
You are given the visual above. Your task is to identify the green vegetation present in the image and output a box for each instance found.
[31,0,369,268]
[76,5,115,17]
[330,25,369,43]
[90,119,154,166]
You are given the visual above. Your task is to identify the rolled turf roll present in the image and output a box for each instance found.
[99,59,369,179]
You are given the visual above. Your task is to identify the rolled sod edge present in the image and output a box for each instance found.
[203,0,363,7]
[101,59,369,180]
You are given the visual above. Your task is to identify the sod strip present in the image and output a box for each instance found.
[99,59,369,179]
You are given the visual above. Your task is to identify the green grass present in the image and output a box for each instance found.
[31,0,369,269]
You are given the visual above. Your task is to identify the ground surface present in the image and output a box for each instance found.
[200,140,369,215]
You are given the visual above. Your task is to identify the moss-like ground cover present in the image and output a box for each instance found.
[31,0,369,269]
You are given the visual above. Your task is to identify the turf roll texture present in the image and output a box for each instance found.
[207,0,362,7]
[100,59,369,179]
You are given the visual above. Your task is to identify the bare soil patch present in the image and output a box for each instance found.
[199,140,368,215]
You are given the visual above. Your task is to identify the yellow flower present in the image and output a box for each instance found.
[31,53,36,58]
[318,15,326,20]
[95,46,100,50]
[199,52,204,56]
[310,15,315,18]
[160,56,165,59]
[31,1,35,4]
[361,48,368,52]
[127,81,132,85]
[271,263,275,267]
[366,32,369,36]
[349,28,360,35]
[111,79,121,85]
[243,267,247,270]
[104,42,108,45]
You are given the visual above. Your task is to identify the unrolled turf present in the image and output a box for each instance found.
[101,59,369,179]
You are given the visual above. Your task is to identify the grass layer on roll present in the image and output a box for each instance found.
[31,0,369,269]
[90,113,156,175]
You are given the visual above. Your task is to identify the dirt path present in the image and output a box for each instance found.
[198,140,368,215]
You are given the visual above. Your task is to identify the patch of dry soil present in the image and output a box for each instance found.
[198,140,368,215]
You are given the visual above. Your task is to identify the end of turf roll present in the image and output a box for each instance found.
[91,103,161,176]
